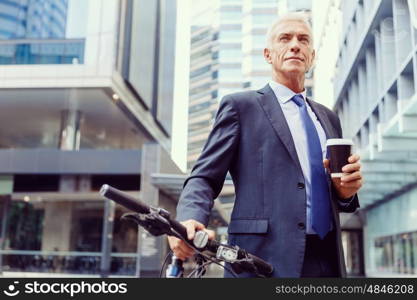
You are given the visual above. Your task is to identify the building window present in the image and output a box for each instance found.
[0,197,138,276]
[189,101,211,114]
[191,30,210,44]
[191,48,211,61]
[190,65,211,78]
[374,232,417,275]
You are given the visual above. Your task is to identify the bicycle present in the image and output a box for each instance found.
[99,184,274,278]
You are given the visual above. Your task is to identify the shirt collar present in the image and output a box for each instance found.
[268,80,307,104]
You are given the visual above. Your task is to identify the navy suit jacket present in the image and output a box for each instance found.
[176,84,360,277]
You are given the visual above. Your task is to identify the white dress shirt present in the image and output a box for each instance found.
[269,81,328,235]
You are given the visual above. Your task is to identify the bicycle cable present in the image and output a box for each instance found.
[160,250,174,278]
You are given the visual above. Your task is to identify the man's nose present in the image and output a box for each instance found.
[289,38,301,52]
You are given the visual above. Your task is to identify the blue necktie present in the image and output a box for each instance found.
[291,94,331,239]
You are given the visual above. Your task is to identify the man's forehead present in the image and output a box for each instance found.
[274,20,312,36]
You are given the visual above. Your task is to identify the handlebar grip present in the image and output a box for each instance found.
[247,253,274,277]
[100,184,150,214]
[167,218,189,240]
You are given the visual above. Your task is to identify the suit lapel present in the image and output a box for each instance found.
[306,97,336,139]
[257,84,303,173]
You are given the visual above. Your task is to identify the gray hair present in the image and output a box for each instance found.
[265,12,313,49]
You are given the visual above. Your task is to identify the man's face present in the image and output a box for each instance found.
[264,20,315,77]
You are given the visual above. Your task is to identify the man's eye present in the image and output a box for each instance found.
[280,37,289,41]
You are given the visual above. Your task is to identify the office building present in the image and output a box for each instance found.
[0,0,181,277]
[0,0,68,39]
[331,0,417,276]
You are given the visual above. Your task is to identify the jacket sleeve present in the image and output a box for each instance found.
[176,96,240,226]
[330,110,360,213]
[332,185,360,213]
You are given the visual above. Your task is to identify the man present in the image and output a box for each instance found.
[169,13,362,277]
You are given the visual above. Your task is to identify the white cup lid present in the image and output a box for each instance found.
[326,138,354,146]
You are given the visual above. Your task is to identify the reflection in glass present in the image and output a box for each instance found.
[0,198,139,275]
[342,230,363,276]
[409,234,415,273]
[0,0,87,64]
[112,206,138,254]
[374,232,417,275]
[6,201,43,251]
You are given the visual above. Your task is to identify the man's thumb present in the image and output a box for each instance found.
[205,229,215,240]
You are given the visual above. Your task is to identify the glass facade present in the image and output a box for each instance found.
[0,0,68,39]
[0,88,147,150]
[342,230,364,276]
[0,0,87,64]
[0,40,85,65]
[364,186,417,276]
[374,232,417,275]
[120,0,176,135]
[0,199,139,275]
[187,0,221,170]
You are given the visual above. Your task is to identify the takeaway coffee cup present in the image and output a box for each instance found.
[326,138,354,178]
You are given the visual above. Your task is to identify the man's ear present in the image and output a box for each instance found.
[263,48,272,64]
[307,49,316,72]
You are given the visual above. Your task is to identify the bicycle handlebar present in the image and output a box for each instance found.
[99,184,273,277]
[100,184,188,239]
[100,184,150,213]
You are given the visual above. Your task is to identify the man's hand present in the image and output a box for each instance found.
[323,154,363,200]
[167,219,215,261]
